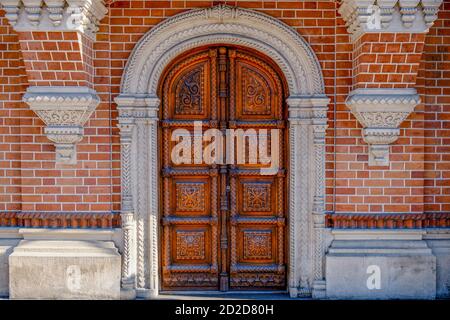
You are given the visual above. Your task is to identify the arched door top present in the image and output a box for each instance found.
[119,5,326,97]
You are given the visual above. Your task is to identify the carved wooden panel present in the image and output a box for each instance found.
[176,182,206,212]
[243,230,272,260]
[229,49,286,290]
[242,182,272,212]
[175,66,204,115]
[160,46,286,291]
[242,67,271,115]
[175,230,206,260]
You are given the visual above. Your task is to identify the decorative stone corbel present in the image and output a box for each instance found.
[22,0,42,26]
[399,0,420,27]
[378,0,397,28]
[0,0,107,39]
[338,0,443,40]
[44,0,65,26]
[0,0,21,25]
[421,0,443,27]
[346,88,420,166]
[23,86,100,164]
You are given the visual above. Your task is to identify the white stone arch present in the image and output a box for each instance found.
[115,5,330,299]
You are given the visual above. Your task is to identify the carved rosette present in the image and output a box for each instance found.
[338,0,443,40]
[346,88,420,166]
[0,0,107,39]
[23,86,100,164]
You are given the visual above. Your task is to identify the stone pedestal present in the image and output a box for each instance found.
[0,239,20,297]
[326,230,436,299]
[424,229,450,298]
[9,240,121,299]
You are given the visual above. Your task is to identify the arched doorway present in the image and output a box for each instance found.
[115,5,329,299]
[158,46,288,291]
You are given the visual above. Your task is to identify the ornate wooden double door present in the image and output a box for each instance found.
[160,46,287,291]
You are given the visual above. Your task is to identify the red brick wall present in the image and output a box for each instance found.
[0,0,449,216]
[0,14,27,211]
[353,33,425,89]
[421,1,450,212]
[17,31,95,87]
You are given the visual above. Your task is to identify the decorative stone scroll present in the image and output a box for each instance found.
[116,5,329,299]
[346,88,420,166]
[0,0,107,39]
[338,0,443,40]
[23,86,100,164]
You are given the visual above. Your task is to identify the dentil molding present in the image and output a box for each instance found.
[346,88,420,166]
[338,0,443,40]
[0,0,107,39]
[23,86,100,164]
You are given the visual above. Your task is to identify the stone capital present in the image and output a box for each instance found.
[23,86,100,164]
[339,0,443,41]
[346,88,420,166]
[287,95,330,122]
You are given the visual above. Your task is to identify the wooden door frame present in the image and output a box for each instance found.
[115,5,330,300]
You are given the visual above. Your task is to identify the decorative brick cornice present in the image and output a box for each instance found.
[0,211,121,228]
[0,0,107,39]
[338,0,443,41]
[23,86,100,164]
[326,212,450,229]
[346,88,420,166]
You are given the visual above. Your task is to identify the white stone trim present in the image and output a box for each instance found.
[115,5,329,299]
[345,88,420,166]
[0,227,121,241]
[332,229,427,240]
[23,86,100,164]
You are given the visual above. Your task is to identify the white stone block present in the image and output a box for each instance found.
[326,230,436,300]
[0,239,20,297]
[9,240,121,299]
[425,230,450,299]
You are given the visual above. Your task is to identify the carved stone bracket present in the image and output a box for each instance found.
[0,0,107,39]
[338,0,443,40]
[23,86,100,164]
[346,88,420,166]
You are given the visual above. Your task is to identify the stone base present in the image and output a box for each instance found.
[424,229,450,299]
[0,239,20,297]
[9,240,121,299]
[326,230,436,300]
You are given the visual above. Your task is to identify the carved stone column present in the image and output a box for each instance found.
[311,106,328,299]
[287,96,329,298]
[115,95,160,299]
[118,118,136,300]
